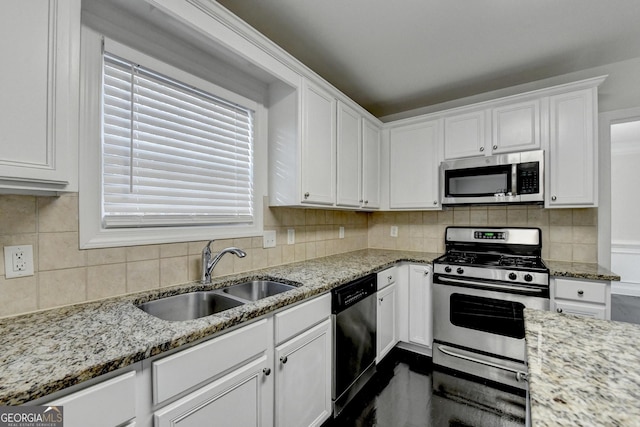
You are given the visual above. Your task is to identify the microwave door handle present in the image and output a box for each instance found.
[511,163,518,196]
[437,345,528,382]
[437,276,546,295]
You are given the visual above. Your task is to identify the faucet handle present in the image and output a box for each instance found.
[202,240,214,254]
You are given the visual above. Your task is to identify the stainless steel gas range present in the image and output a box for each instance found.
[432,227,549,390]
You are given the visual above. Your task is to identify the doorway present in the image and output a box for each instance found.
[609,117,640,296]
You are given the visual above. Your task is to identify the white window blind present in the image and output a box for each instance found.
[102,52,254,228]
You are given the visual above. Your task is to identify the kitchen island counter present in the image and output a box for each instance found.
[524,308,640,426]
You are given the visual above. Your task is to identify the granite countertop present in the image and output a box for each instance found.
[0,249,437,405]
[524,309,640,426]
[0,248,619,406]
[545,260,620,281]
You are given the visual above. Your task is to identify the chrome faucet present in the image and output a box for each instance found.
[201,241,247,284]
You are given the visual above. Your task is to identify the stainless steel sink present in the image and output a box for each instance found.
[222,280,296,301]
[137,292,244,322]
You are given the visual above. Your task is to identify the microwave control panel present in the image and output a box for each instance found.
[516,162,539,195]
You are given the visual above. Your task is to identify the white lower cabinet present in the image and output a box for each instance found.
[376,282,398,363]
[551,277,611,320]
[275,319,332,427]
[151,319,273,427]
[274,293,332,427]
[45,371,137,427]
[154,356,270,427]
[396,264,433,356]
[408,264,433,348]
[376,266,398,363]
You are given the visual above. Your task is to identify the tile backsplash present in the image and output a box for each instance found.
[0,194,595,318]
[368,205,598,262]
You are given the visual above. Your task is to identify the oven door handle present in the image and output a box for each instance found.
[436,275,546,295]
[437,344,528,383]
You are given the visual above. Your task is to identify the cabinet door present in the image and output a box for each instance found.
[444,110,486,159]
[376,283,398,363]
[155,356,272,427]
[492,100,540,154]
[547,88,597,207]
[362,118,381,209]
[302,81,336,205]
[337,101,362,207]
[554,300,606,319]
[389,120,441,209]
[275,318,332,427]
[0,0,80,193]
[408,265,432,347]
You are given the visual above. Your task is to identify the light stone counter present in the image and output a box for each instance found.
[545,260,620,281]
[0,249,437,405]
[0,248,620,406]
[524,309,640,426]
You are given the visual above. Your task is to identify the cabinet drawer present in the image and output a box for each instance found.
[153,319,268,404]
[555,278,606,304]
[47,371,136,427]
[377,267,397,290]
[275,293,331,345]
[554,299,606,319]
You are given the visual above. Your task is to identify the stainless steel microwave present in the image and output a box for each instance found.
[440,150,544,206]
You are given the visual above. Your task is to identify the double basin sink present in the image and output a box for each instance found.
[137,280,297,322]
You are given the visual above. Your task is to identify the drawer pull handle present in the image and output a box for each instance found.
[493,145,498,150]
[304,192,310,199]
[263,368,271,376]
[280,356,288,364]
[578,290,584,296]
[557,308,563,313]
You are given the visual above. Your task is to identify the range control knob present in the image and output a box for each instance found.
[508,272,517,280]
[524,274,533,282]
[456,267,464,275]
[444,266,452,273]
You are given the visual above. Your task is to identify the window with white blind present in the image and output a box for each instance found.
[103,52,254,228]
[79,30,265,248]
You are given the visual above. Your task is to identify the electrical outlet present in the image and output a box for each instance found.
[287,228,295,245]
[4,245,34,278]
[263,230,277,248]
[390,226,398,237]
[339,226,345,239]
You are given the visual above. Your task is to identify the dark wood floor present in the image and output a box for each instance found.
[323,349,525,427]
[612,294,640,324]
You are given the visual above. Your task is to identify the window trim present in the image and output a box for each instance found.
[79,27,265,249]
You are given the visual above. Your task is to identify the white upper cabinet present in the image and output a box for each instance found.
[389,119,442,209]
[443,110,487,159]
[269,78,381,209]
[302,81,337,205]
[0,0,80,194]
[362,118,381,209]
[546,87,598,207]
[443,99,541,160]
[337,101,362,207]
[336,106,381,210]
[492,99,541,154]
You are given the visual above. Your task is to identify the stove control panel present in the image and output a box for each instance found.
[474,231,507,240]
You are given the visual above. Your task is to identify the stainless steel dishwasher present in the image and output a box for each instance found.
[331,273,377,417]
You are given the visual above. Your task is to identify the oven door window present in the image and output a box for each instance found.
[450,293,525,339]
[445,165,511,197]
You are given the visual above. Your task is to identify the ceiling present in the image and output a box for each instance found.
[216,0,640,118]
